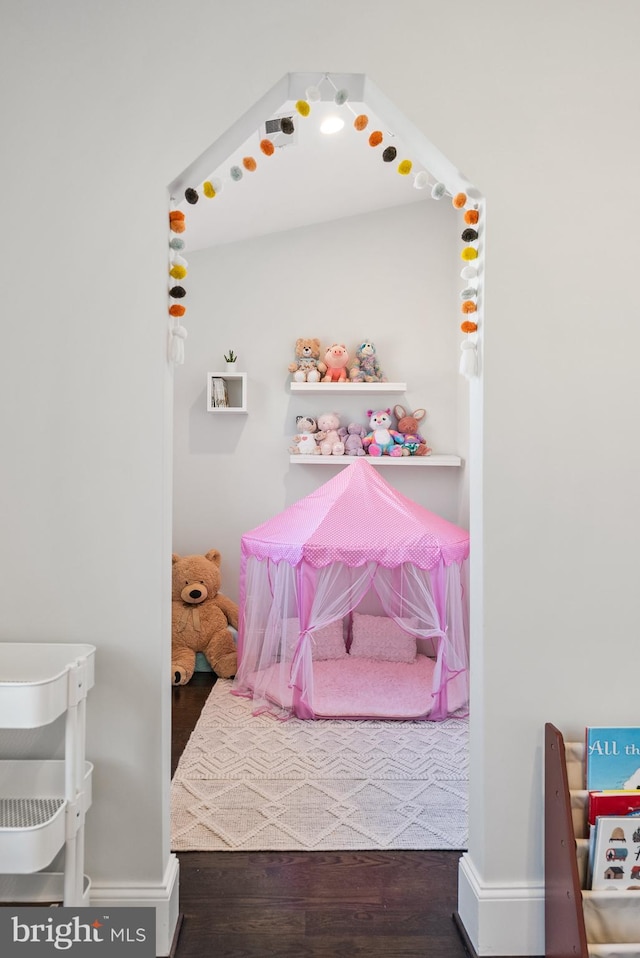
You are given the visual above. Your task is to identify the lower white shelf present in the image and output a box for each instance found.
[0,871,91,904]
[0,760,92,874]
[290,454,462,467]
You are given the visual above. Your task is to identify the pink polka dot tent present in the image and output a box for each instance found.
[233,458,469,721]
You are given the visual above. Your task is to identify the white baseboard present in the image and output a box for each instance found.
[89,854,180,957]
[457,853,544,956]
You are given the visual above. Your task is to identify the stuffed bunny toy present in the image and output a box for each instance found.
[393,405,432,456]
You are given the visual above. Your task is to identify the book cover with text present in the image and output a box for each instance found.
[586,727,640,790]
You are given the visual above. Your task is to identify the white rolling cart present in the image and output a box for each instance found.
[0,643,95,906]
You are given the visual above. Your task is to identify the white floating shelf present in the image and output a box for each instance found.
[290,382,407,395]
[289,454,462,467]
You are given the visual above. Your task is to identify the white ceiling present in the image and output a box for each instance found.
[179,98,435,252]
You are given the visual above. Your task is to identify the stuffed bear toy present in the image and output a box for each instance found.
[322,344,350,382]
[349,341,387,383]
[362,408,404,457]
[343,421,367,456]
[171,549,238,684]
[317,411,345,455]
[393,405,432,456]
[288,338,326,382]
[289,415,321,455]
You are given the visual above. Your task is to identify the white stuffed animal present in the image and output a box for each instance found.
[289,416,321,455]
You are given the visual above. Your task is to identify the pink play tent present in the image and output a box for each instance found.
[233,458,470,721]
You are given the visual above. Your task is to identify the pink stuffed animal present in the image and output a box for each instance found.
[322,344,350,382]
[317,412,345,456]
[362,409,404,457]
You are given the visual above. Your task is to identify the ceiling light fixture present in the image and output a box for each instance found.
[320,115,345,135]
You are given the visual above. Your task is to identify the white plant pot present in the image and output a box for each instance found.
[225,362,237,372]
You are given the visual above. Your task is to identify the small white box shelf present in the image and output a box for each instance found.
[207,371,247,413]
[0,642,95,906]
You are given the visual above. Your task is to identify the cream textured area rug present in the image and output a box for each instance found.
[171,679,468,852]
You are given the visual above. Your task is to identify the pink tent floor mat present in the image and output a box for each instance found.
[244,655,464,720]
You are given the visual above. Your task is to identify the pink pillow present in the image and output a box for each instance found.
[350,613,417,663]
[284,619,347,661]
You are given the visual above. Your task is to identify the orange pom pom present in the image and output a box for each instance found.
[169,210,186,233]
[243,156,257,172]
[452,192,467,209]
[369,130,383,147]
[354,114,369,131]
[461,301,477,314]
[260,139,275,156]
[464,209,479,225]
[461,321,478,334]
[169,304,186,317]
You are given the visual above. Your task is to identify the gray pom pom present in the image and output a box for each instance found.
[431,182,446,199]
[230,165,243,181]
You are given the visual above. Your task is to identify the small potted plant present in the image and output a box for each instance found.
[224,350,238,371]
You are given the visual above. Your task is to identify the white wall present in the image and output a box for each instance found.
[172,200,465,596]
[2,2,639,955]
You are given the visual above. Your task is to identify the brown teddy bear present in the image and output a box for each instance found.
[288,337,326,382]
[171,549,239,684]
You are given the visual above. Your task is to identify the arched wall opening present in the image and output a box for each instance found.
[167,70,484,938]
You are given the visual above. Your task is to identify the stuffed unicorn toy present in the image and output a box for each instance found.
[362,409,404,457]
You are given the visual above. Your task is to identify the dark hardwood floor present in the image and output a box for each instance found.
[171,673,471,958]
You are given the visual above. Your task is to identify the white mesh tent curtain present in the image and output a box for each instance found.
[233,459,470,721]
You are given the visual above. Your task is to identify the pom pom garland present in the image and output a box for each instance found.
[280,117,295,135]
[169,304,186,317]
[184,188,199,204]
[382,146,397,162]
[354,114,369,131]
[305,85,321,102]
[461,265,478,279]
[334,88,349,105]
[243,156,257,171]
[413,171,429,189]
[295,99,310,116]
[461,300,477,314]
[431,182,446,199]
[461,227,479,242]
[452,192,467,209]
[461,320,478,333]
[464,209,479,225]
[369,130,383,147]
[169,237,185,250]
[230,165,243,181]
[260,139,275,156]
[169,285,186,298]
[461,247,478,261]
[460,287,477,300]
[169,264,187,280]
[397,159,412,175]
[203,181,216,198]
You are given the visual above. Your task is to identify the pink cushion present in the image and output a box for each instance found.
[284,618,347,660]
[350,613,417,663]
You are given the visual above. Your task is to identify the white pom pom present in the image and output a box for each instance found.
[413,171,429,190]
[460,265,478,280]
[459,340,478,379]
[169,325,188,365]
[306,85,321,102]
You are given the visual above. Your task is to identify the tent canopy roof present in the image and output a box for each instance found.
[241,459,469,570]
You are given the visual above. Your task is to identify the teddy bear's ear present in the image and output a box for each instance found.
[205,549,222,567]
[172,554,180,565]
[312,338,320,350]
